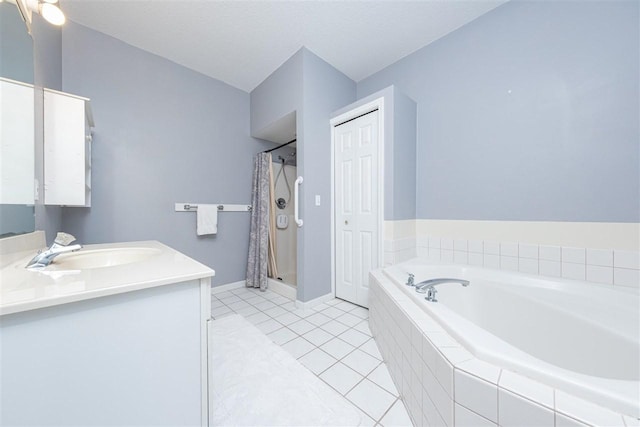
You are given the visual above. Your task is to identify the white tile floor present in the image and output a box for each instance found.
[212,286,414,427]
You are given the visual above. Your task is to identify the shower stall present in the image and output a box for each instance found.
[272,151,297,286]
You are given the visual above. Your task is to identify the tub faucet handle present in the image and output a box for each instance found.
[425,286,438,303]
[406,273,415,286]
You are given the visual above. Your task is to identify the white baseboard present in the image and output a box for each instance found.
[212,279,298,300]
[295,292,335,309]
[267,278,296,300]
[211,280,245,295]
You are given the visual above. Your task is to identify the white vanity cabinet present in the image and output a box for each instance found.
[1,279,212,426]
[44,88,94,206]
[0,78,34,204]
[0,239,214,426]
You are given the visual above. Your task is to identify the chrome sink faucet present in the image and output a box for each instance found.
[26,232,82,269]
[415,278,470,302]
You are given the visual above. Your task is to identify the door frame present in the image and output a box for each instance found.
[330,97,385,301]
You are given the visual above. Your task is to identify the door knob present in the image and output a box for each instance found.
[345,220,348,225]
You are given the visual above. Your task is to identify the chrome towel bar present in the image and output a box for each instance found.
[174,203,252,212]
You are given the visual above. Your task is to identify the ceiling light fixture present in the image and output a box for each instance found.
[14,0,65,31]
[38,1,65,25]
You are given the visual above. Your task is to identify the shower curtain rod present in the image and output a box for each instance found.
[262,138,296,153]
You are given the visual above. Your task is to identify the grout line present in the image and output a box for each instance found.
[457,401,497,425]
[553,388,556,423]
[376,396,399,424]
[341,394,379,425]
[343,373,367,396]
[496,371,500,426]
[621,414,629,427]
[342,376,395,424]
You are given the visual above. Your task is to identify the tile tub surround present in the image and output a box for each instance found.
[383,220,639,290]
[211,286,413,426]
[381,236,640,291]
[385,236,417,266]
[368,270,634,426]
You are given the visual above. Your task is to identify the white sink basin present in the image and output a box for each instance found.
[43,247,161,271]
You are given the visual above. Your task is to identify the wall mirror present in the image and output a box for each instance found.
[0,1,36,238]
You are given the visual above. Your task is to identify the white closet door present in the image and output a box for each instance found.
[334,110,379,308]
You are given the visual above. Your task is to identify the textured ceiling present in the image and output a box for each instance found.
[60,0,507,92]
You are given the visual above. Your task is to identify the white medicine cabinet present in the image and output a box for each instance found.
[44,88,94,207]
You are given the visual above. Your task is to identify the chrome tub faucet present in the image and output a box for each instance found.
[26,232,82,269]
[415,278,470,302]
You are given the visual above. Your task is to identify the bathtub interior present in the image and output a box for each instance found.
[429,277,638,381]
[380,261,640,418]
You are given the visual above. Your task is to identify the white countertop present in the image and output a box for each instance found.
[0,240,215,316]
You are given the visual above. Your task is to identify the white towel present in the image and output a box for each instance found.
[197,204,218,235]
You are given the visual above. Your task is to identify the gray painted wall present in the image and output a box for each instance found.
[250,50,303,139]
[250,48,356,301]
[32,15,61,90]
[358,0,639,222]
[392,90,417,220]
[60,22,270,285]
[299,49,356,301]
[333,86,417,221]
[0,2,34,84]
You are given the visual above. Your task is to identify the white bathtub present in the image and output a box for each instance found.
[382,262,639,419]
